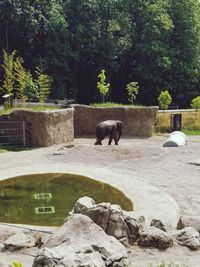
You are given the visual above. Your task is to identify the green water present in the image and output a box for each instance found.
[0,173,133,226]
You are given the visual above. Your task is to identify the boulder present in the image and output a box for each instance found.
[33,214,128,267]
[177,216,200,233]
[72,199,143,246]
[170,227,200,250]
[72,196,96,214]
[163,131,187,147]
[138,226,173,249]
[4,232,37,251]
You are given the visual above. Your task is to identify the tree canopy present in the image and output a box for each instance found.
[0,0,200,107]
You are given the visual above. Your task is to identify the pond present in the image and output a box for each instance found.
[0,173,133,226]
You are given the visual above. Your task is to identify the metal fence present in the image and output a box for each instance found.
[0,121,27,146]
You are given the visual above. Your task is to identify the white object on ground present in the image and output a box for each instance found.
[163,131,187,147]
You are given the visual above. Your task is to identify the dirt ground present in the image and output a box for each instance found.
[0,135,200,266]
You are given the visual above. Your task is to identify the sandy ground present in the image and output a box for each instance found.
[0,135,200,266]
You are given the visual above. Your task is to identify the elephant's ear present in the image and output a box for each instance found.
[117,121,123,129]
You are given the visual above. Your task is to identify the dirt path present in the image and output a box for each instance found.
[0,135,200,266]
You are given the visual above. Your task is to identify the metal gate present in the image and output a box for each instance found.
[0,121,27,146]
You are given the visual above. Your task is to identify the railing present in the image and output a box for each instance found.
[0,121,27,146]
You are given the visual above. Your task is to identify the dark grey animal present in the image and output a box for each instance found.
[94,120,123,145]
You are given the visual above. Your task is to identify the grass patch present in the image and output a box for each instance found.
[0,106,61,115]
[0,145,34,152]
[182,128,200,136]
[155,110,200,135]
[90,102,143,108]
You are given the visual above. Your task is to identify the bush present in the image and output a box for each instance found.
[158,90,172,110]
[191,96,200,110]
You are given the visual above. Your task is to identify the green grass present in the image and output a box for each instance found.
[0,106,61,115]
[0,145,34,152]
[90,102,143,108]
[182,128,200,136]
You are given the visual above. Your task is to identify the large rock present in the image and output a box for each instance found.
[72,196,96,214]
[138,226,173,249]
[177,215,200,233]
[4,232,37,251]
[33,214,128,267]
[163,131,187,147]
[170,227,200,250]
[72,198,143,246]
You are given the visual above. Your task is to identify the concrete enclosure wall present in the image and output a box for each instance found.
[73,105,158,137]
[0,108,74,147]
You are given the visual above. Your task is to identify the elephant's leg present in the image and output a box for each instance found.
[108,136,113,145]
[95,139,102,145]
[108,130,115,145]
[114,135,119,145]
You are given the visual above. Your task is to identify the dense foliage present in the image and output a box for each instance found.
[0,0,200,107]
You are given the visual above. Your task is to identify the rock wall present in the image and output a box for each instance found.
[0,108,74,147]
[73,105,158,137]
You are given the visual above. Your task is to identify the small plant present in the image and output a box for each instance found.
[191,96,200,110]
[97,69,110,103]
[35,66,52,106]
[126,81,139,104]
[158,90,172,110]
[13,261,23,267]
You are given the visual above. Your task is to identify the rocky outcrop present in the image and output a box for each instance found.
[170,227,200,250]
[33,197,200,267]
[33,214,128,267]
[72,197,143,246]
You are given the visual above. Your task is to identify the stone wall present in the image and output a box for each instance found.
[73,105,158,137]
[0,108,74,147]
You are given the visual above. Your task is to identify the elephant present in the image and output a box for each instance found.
[94,120,123,145]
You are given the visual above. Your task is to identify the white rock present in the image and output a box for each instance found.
[163,131,187,147]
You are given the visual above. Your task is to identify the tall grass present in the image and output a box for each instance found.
[155,110,200,134]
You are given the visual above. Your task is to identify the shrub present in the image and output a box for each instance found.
[158,90,172,110]
[191,96,200,110]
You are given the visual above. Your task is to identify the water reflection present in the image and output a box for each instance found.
[0,173,133,226]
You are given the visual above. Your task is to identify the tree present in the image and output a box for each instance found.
[126,81,139,105]
[14,56,27,107]
[1,50,16,109]
[168,0,200,105]
[126,0,173,105]
[35,66,52,105]
[158,90,172,110]
[97,69,110,102]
